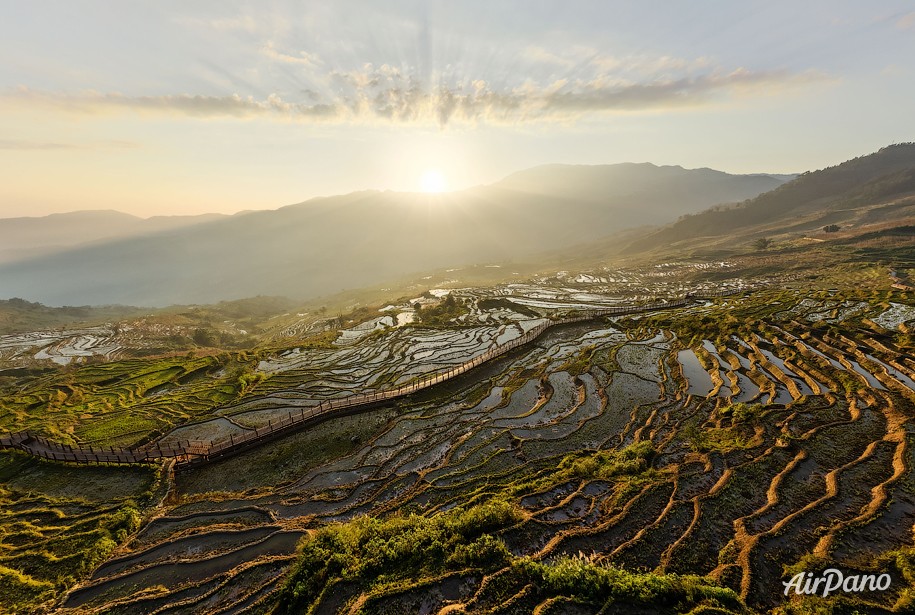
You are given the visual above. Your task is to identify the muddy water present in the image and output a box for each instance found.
[92,526,279,579]
[732,372,760,403]
[797,339,846,370]
[727,339,753,370]
[755,347,814,396]
[65,530,306,608]
[702,340,734,397]
[792,337,887,391]
[677,349,713,396]
[846,359,886,390]
[701,340,729,369]
[865,354,915,391]
[767,385,795,405]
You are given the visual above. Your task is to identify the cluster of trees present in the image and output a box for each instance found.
[415,294,468,326]
[191,327,255,349]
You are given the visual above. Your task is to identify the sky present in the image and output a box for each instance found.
[0,1,913,218]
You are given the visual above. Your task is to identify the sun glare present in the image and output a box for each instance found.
[420,169,448,193]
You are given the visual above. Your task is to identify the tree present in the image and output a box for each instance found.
[752,237,773,251]
[823,224,840,233]
[192,328,218,347]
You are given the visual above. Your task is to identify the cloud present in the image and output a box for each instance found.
[897,11,915,30]
[3,64,828,128]
[0,138,140,151]
[5,87,338,120]
[881,64,907,76]
[209,15,259,32]
[522,46,581,70]
[261,41,323,68]
[0,139,77,150]
[177,15,261,33]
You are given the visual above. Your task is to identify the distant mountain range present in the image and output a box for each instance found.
[0,210,228,265]
[0,164,793,307]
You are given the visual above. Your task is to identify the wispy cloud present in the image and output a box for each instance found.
[0,139,77,150]
[0,138,140,151]
[897,11,915,30]
[261,41,323,68]
[177,14,261,34]
[2,64,828,128]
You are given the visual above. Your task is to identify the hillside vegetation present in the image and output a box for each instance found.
[626,143,915,254]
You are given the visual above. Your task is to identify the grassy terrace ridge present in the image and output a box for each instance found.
[0,352,264,448]
[0,450,162,614]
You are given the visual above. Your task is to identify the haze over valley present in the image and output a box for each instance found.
[0,163,788,306]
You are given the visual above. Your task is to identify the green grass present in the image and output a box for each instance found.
[0,352,263,447]
[0,450,162,615]
[771,546,915,614]
[514,557,746,613]
[176,407,397,496]
[684,425,755,453]
[4,283,915,613]
[558,344,597,376]
[277,498,521,614]
[720,402,767,424]
[276,495,747,615]
[559,440,655,480]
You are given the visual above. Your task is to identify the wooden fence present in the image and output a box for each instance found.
[0,295,708,467]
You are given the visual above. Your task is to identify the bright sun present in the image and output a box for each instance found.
[419,169,448,193]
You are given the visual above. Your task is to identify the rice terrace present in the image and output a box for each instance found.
[3,3,915,614]
[4,262,915,614]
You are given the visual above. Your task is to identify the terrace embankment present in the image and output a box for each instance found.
[2,298,690,468]
[52,289,915,614]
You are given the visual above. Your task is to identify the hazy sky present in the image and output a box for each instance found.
[1,1,913,217]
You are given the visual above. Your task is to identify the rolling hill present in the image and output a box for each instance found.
[623,143,915,255]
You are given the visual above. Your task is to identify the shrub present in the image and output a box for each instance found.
[558,441,655,480]
[720,402,764,424]
[277,499,521,614]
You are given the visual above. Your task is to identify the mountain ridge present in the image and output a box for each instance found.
[0,209,230,265]
[0,163,786,307]
[623,143,915,255]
